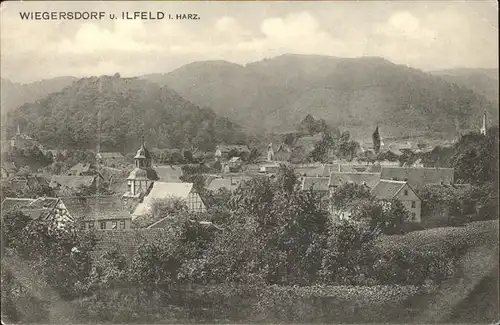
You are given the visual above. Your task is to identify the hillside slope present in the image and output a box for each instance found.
[7,74,246,152]
[142,54,497,138]
[1,77,77,116]
[430,68,499,106]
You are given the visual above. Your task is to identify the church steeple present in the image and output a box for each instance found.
[134,135,152,168]
[480,111,487,135]
[124,135,159,198]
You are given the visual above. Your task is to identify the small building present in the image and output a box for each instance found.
[1,197,73,229]
[49,175,97,195]
[301,176,331,210]
[380,167,455,190]
[66,163,95,176]
[63,195,132,230]
[206,176,249,193]
[132,182,206,218]
[329,172,381,189]
[371,180,421,223]
[259,163,281,174]
[214,144,250,161]
[96,152,127,167]
[228,156,242,171]
[10,125,35,149]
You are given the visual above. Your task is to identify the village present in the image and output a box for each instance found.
[1,112,489,235]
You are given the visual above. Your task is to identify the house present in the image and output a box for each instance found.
[301,176,331,210]
[1,197,73,228]
[206,176,249,193]
[96,152,127,167]
[259,163,281,174]
[329,172,381,189]
[1,162,17,179]
[295,164,332,177]
[147,217,224,231]
[63,195,132,230]
[371,180,421,222]
[49,175,97,194]
[9,174,50,192]
[132,182,207,218]
[66,163,94,176]
[214,144,250,160]
[228,156,242,171]
[10,125,35,149]
[380,167,455,190]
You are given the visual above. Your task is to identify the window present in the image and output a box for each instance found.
[111,221,117,230]
[411,212,416,221]
[80,223,86,230]
[411,201,416,208]
[404,189,408,196]
[100,222,106,230]
[88,222,95,229]
[120,220,126,230]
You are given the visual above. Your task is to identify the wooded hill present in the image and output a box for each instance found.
[6,74,246,152]
[142,54,497,138]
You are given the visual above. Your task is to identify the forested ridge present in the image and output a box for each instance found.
[7,74,246,152]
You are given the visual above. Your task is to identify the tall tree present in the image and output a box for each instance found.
[372,126,381,155]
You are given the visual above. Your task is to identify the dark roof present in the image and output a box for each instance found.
[127,167,159,181]
[62,195,132,221]
[329,172,381,188]
[370,180,408,199]
[216,144,250,153]
[49,175,96,189]
[301,177,330,191]
[207,176,250,192]
[155,165,183,182]
[67,163,92,176]
[380,167,454,189]
[1,198,36,215]
[134,143,152,160]
[108,178,129,194]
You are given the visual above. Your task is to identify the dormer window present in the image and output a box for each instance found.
[404,189,408,196]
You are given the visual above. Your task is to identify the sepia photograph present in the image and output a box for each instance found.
[0,0,498,324]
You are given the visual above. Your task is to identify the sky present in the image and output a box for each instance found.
[1,1,498,84]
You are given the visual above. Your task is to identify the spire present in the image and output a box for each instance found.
[372,125,381,155]
[480,111,487,135]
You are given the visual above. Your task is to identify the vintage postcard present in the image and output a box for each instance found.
[0,0,498,324]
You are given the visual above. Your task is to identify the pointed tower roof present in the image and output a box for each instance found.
[134,136,151,159]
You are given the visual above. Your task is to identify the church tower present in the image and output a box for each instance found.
[480,111,487,135]
[123,136,159,198]
[267,143,274,161]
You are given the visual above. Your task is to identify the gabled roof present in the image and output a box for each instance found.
[329,172,381,188]
[67,162,92,176]
[50,175,96,190]
[380,167,455,189]
[62,195,131,221]
[155,165,183,182]
[108,178,129,194]
[1,197,68,221]
[301,177,330,192]
[370,180,408,199]
[207,177,249,192]
[1,198,36,214]
[132,182,194,217]
[295,165,325,177]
